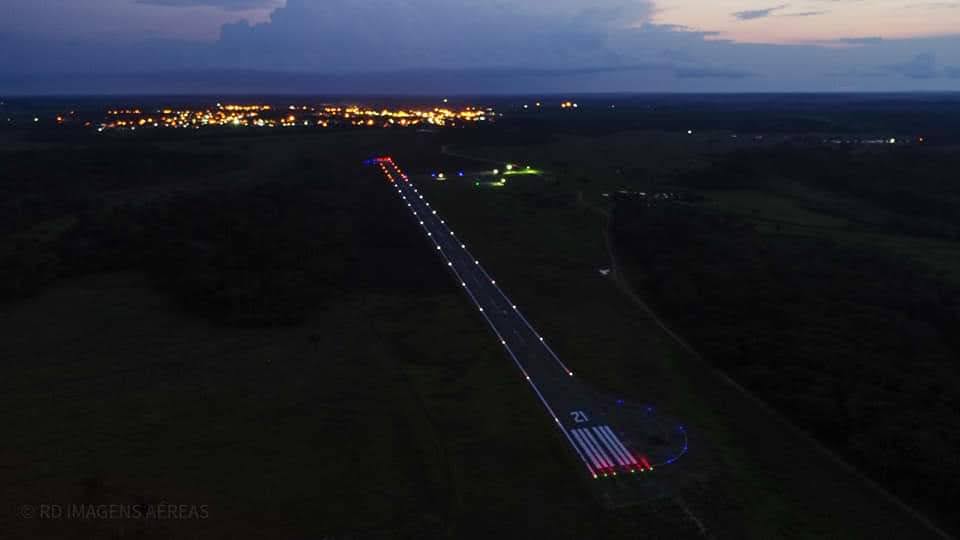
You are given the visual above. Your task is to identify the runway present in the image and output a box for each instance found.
[374,156,669,480]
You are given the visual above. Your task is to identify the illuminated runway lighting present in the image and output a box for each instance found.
[378,158,600,478]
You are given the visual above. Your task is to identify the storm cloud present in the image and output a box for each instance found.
[2,0,960,93]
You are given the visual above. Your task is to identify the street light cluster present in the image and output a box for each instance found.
[97,102,496,132]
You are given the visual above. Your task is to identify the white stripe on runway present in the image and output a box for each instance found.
[570,429,603,470]
[600,426,638,465]
[586,429,617,469]
[593,426,630,466]
[576,428,614,469]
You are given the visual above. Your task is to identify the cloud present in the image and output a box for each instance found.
[906,2,960,9]
[830,37,885,45]
[4,0,960,93]
[212,0,655,71]
[732,4,789,20]
[134,0,278,10]
[674,66,754,79]
[782,10,829,17]
[886,52,940,78]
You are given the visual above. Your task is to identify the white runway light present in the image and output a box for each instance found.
[381,158,599,479]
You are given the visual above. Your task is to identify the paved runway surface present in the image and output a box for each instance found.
[375,157,682,483]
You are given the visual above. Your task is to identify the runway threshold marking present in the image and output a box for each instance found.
[375,156,600,479]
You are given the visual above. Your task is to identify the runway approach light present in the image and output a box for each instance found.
[438,173,446,180]
[506,164,514,171]
[687,129,694,135]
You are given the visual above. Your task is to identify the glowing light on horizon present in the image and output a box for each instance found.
[98,102,495,132]
[653,0,960,45]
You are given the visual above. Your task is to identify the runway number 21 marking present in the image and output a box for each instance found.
[570,411,589,424]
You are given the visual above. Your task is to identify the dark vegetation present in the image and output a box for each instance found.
[678,145,960,239]
[4,96,960,537]
[0,129,435,326]
[0,124,722,539]
[443,93,960,141]
[614,145,960,532]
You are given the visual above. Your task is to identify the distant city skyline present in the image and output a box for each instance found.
[3,0,960,94]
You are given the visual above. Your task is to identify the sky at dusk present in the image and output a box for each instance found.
[3,0,960,94]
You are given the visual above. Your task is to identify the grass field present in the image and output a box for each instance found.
[0,129,702,539]
[2,121,953,538]
[414,141,948,539]
[0,246,707,538]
